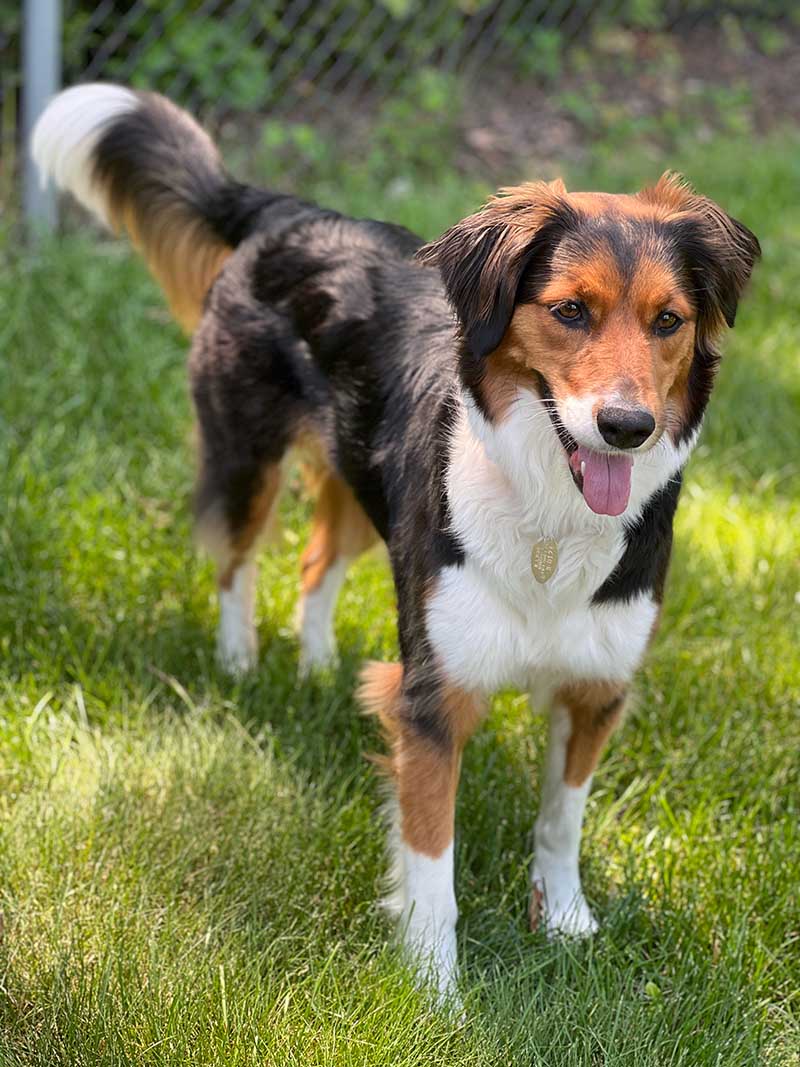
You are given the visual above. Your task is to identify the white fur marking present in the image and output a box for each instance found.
[397,842,458,998]
[531,703,598,937]
[381,793,406,920]
[31,83,139,227]
[560,391,607,450]
[297,556,348,674]
[217,561,258,676]
[428,563,657,693]
[426,391,688,693]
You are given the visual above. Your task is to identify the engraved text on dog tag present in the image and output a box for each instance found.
[531,537,558,583]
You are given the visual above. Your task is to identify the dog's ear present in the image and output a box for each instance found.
[693,202,760,332]
[642,173,761,337]
[417,181,576,359]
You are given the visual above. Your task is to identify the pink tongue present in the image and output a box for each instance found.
[570,447,633,516]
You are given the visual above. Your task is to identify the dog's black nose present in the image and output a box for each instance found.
[596,406,655,449]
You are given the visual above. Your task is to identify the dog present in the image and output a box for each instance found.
[33,84,759,998]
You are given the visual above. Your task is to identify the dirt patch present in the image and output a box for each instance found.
[454,24,800,177]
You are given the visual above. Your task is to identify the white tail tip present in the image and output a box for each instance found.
[31,83,139,228]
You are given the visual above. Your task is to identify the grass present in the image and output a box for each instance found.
[1,129,799,1065]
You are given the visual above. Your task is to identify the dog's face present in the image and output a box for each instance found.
[420,174,760,515]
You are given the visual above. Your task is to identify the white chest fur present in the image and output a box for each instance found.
[426,391,693,694]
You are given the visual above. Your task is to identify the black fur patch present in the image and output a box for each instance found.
[191,192,465,739]
[421,206,581,364]
[662,215,760,444]
[592,474,683,605]
[93,92,283,249]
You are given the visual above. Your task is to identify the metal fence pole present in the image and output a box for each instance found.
[22,0,62,234]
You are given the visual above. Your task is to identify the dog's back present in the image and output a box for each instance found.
[34,85,467,689]
[32,82,427,336]
[33,83,461,547]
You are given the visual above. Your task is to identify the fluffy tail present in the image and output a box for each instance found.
[32,83,269,331]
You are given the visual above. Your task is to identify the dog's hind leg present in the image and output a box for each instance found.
[297,473,377,673]
[530,680,627,937]
[189,298,301,676]
[196,462,282,676]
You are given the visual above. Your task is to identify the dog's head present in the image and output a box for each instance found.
[419,174,760,516]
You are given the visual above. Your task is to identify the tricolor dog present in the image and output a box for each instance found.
[33,84,759,997]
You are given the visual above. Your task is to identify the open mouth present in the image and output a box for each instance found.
[535,374,633,517]
[567,445,632,516]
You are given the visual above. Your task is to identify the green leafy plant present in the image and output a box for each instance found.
[503,25,564,82]
[364,67,463,182]
[257,120,337,184]
[118,17,272,110]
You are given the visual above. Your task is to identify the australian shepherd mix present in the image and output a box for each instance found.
[33,85,759,997]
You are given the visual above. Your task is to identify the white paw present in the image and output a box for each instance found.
[296,600,338,676]
[217,566,258,676]
[295,560,347,676]
[297,637,338,678]
[402,925,461,1008]
[216,626,257,677]
[530,868,599,938]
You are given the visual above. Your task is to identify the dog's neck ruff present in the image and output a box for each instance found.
[447,387,697,591]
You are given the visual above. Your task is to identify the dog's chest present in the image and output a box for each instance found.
[426,555,657,693]
[426,413,658,693]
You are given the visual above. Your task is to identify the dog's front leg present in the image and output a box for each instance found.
[397,829,459,999]
[531,680,627,937]
[359,662,482,1000]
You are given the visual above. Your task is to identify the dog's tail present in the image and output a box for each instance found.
[32,83,271,331]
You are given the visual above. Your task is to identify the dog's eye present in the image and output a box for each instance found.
[552,301,585,325]
[655,310,682,335]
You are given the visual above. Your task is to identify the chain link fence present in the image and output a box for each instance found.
[59,1,692,113]
[2,0,795,225]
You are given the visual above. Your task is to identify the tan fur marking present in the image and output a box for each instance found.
[102,94,233,333]
[394,738,461,857]
[358,660,405,721]
[490,244,696,433]
[482,348,529,421]
[359,662,484,857]
[556,680,627,788]
[300,474,377,594]
[627,258,693,322]
[540,244,625,311]
[113,199,230,333]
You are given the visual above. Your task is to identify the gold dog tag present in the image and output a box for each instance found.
[531,537,558,583]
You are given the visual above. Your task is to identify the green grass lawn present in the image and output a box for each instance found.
[1,131,799,1066]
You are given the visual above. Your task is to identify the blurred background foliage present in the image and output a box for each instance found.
[2,1,799,217]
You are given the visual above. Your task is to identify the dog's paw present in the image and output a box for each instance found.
[402,932,462,1015]
[529,870,598,939]
[216,628,258,677]
[297,642,338,679]
[295,595,339,678]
